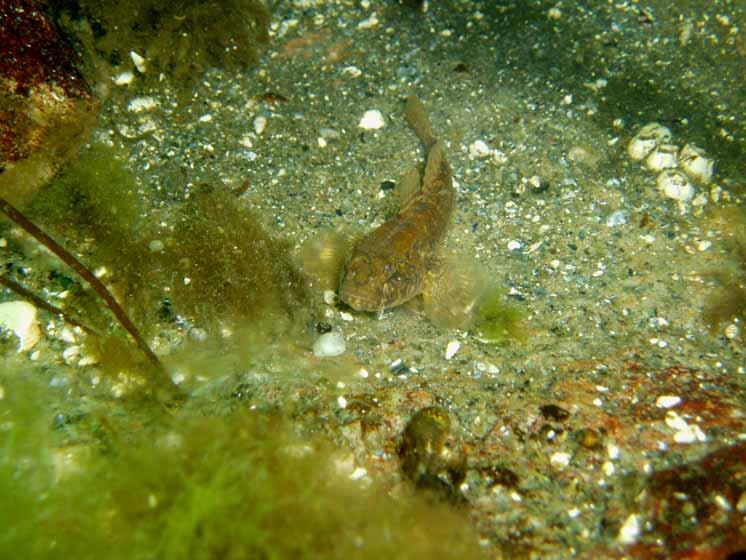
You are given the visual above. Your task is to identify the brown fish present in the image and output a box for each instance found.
[339,96,455,311]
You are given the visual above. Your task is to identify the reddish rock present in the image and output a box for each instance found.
[0,0,99,205]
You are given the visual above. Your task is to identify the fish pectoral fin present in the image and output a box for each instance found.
[422,255,489,329]
[398,166,422,210]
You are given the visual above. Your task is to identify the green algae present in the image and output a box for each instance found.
[52,0,270,86]
[473,286,525,344]
[702,207,746,337]
[0,372,487,560]
[15,143,312,390]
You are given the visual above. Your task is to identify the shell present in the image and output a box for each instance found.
[627,122,672,161]
[657,169,694,201]
[645,143,678,171]
[679,143,714,184]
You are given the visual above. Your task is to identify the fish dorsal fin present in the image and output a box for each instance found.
[404,95,437,149]
[398,166,422,209]
[423,141,447,188]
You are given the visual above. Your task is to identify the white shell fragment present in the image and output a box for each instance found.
[358,109,385,130]
[445,340,461,360]
[627,122,671,161]
[656,169,694,201]
[679,143,714,184]
[0,301,41,352]
[313,332,346,357]
[129,50,147,73]
[645,143,678,172]
[617,513,641,545]
[253,115,267,135]
[655,395,682,409]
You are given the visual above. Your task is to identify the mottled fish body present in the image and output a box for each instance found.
[339,96,455,311]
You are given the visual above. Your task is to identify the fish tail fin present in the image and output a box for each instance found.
[405,95,437,149]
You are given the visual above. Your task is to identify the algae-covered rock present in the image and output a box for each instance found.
[0,0,100,206]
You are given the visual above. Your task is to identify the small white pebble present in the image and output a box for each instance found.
[0,301,41,352]
[339,311,354,321]
[341,66,362,77]
[199,114,213,123]
[445,340,461,360]
[357,368,369,379]
[549,451,571,470]
[357,13,379,29]
[714,494,731,511]
[656,395,682,409]
[697,240,712,251]
[127,96,158,113]
[602,461,615,476]
[112,71,134,86]
[507,240,522,251]
[323,290,336,305]
[349,467,367,481]
[607,443,620,460]
[313,332,346,357]
[254,116,267,135]
[337,395,347,408]
[617,513,641,545]
[130,50,147,73]
[567,507,580,518]
[359,109,385,130]
[468,140,492,158]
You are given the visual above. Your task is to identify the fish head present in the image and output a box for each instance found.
[339,251,421,311]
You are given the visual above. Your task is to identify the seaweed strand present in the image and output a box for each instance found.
[0,196,176,394]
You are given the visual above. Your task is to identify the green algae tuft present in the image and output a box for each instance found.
[473,286,525,344]
[0,374,487,560]
[52,0,270,85]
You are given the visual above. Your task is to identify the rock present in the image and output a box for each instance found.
[0,0,100,206]
[0,300,41,352]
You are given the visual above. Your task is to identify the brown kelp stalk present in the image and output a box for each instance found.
[0,196,177,394]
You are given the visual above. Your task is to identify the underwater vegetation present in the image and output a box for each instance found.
[50,0,271,84]
[0,142,313,393]
[0,373,487,560]
[702,207,746,339]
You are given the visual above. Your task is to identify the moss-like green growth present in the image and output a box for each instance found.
[702,207,746,337]
[23,144,312,384]
[473,286,525,344]
[0,373,487,560]
[156,187,311,329]
[52,0,270,85]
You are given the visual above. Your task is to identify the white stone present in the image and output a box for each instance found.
[507,240,522,251]
[130,50,147,73]
[342,66,362,78]
[469,140,492,158]
[337,395,347,408]
[313,332,346,357]
[549,451,571,470]
[645,144,678,171]
[617,513,641,545]
[358,109,385,130]
[113,71,134,86]
[253,116,267,135]
[127,96,158,113]
[445,340,461,360]
[0,301,41,352]
[680,144,714,184]
[657,170,694,201]
[655,395,682,409]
